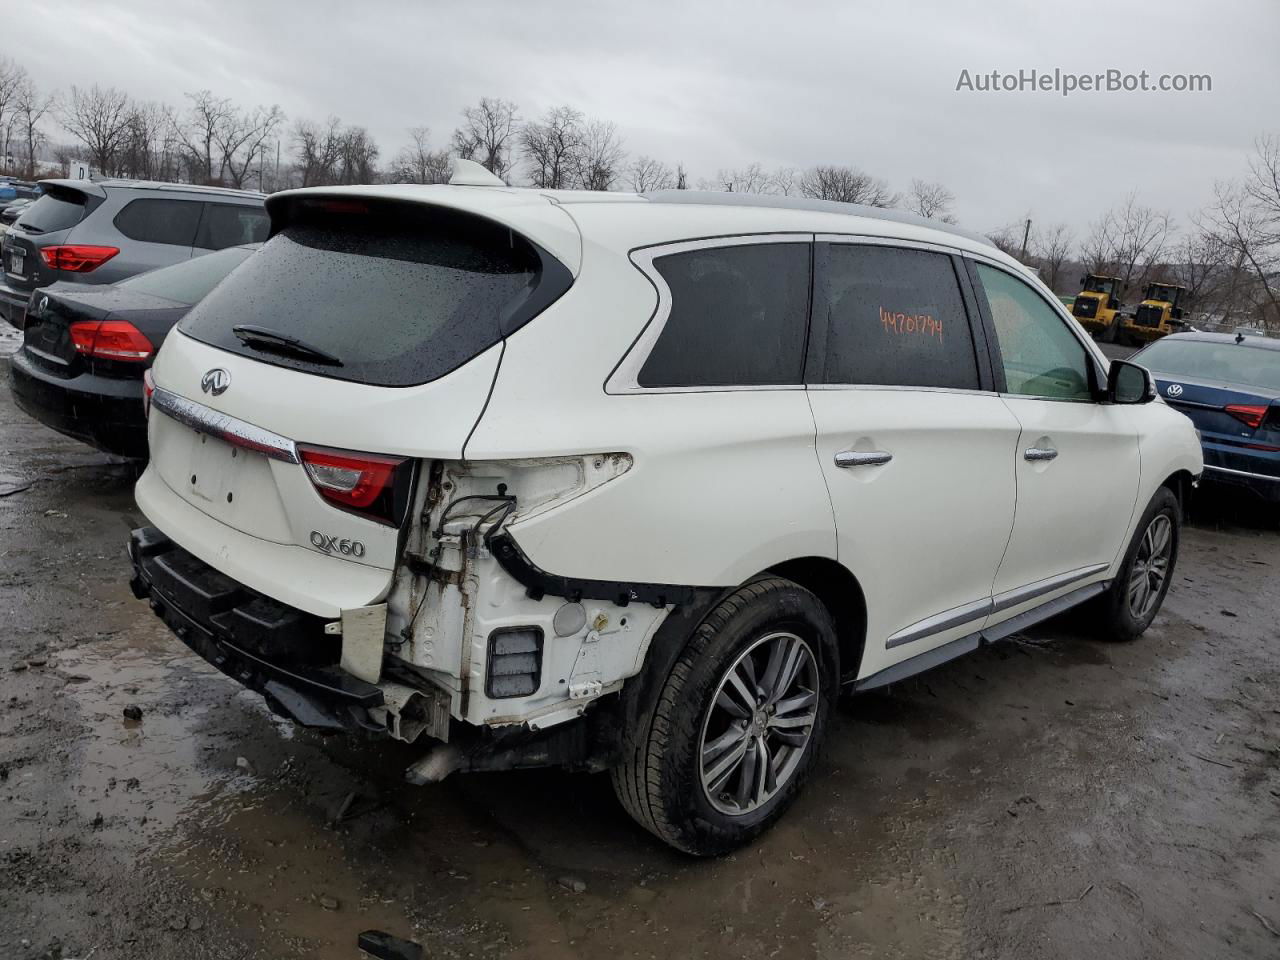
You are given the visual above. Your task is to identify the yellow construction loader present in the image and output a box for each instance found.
[1070,274,1125,340]
[1119,282,1188,345]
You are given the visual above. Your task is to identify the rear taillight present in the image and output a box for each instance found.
[143,369,155,418]
[39,245,120,273]
[69,320,154,362]
[298,444,408,526]
[1225,404,1268,430]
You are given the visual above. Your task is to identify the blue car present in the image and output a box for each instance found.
[1131,332,1280,506]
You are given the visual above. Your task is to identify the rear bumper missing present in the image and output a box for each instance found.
[128,526,386,733]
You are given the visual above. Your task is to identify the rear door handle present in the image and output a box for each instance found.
[1024,446,1059,462]
[835,450,893,468]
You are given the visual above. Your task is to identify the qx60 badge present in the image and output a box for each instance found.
[310,531,366,558]
[201,368,231,396]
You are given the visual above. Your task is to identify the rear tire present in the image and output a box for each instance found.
[611,578,839,856]
[1093,487,1180,642]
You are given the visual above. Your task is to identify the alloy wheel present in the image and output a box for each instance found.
[1128,514,1173,620]
[698,631,819,816]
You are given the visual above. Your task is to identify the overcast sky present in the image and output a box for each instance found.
[12,0,1279,239]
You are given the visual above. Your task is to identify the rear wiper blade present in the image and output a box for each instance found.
[231,324,343,366]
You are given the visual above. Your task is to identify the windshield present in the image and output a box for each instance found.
[1146,285,1178,302]
[1136,338,1280,391]
[16,189,88,233]
[179,203,558,387]
[120,245,257,305]
[1083,276,1115,294]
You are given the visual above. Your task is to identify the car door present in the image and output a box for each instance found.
[806,239,1022,681]
[966,258,1141,621]
[104,196,202,283]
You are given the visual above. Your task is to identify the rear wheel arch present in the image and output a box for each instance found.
[766,557,866,684]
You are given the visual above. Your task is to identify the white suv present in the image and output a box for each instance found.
[129,163,1202,855]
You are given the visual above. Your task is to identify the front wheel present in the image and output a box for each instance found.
[611,578,839,856]
[1093,487,1180,641]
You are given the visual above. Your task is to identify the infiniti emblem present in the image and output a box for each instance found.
[1166,383,1183,398]
[201,368,231,396]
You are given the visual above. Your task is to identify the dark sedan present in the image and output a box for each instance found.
[9,244,258,458]
[1131,331,1280,506]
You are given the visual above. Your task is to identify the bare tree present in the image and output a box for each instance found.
[13,75,54,178]
[390,127,451,184]
[451,97,518,180]
[118,101,180,180]
[572,119,625,190]
[215,103,284,189]
[337,126,379,184]
[798,165,897,206]
[1031,222,1074,292]
[293,116,343,187]
[60,84,132,175]
[1082,193,1172,291]
[771,166,798,197]
[0,58,28,170]
[709,162,776,194]
[520,105,584,189]
[628,154,675,192]
[675,162,688,190]
[906,179,956,223]
[1202,176,1280,327]
[178,90,233,184]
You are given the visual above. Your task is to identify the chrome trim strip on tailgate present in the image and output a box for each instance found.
[151,387,299,464]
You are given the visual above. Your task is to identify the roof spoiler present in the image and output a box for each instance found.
[37,178,107,199]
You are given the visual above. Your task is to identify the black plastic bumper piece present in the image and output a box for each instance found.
[128,526,384,732]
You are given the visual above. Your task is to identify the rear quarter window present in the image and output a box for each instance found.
[818,244,980,390]
[179,201,568,387]
[113,198,202,246]
[195,204,269,250]
[636,243,811,388]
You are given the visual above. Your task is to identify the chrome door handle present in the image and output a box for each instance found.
[1024,446,1059,462]
[835,450,893,468]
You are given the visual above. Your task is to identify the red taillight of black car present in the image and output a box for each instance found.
[69,320,155,362]
[1224,404,1269,430]
[297,444,409,526]
[39,245,120,273]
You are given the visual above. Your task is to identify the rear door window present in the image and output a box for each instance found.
[180,202,563,387]
[16,190,88,233]
[194,203,269,250]
[636,243,810,388]
[113,198,202,246]
[816,244,980,390]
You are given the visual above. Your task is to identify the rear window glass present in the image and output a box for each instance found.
[121,245,256,306]
[17,191,87,233]
[114,198,202,246]
[195,204,269,250]
[1135,339,1280,392]
[179,204,551,387]
[637,243,810,388]
[819,245,979,390]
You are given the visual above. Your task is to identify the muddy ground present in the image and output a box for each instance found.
[2,365,1279,960]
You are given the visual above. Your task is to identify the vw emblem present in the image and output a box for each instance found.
[1166,383,1184,398]
[201,368,231,396]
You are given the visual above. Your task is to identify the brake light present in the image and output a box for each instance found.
[69,320,154,362]
[1225,404,1268,430]
[39,245,120,273]
[298,444,408,525]
[143,369,155,418]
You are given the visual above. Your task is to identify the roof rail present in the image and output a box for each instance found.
[642,190,996,248]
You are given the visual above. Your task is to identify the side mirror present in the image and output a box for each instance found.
[1108,359,1154,404]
